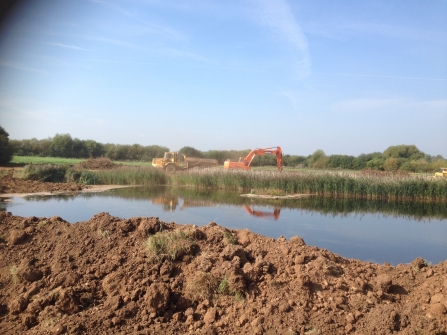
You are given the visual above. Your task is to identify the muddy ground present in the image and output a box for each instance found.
[0,178,446,334]
[0,172,85,195]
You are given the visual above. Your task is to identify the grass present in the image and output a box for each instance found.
[97,229,111,238]
[37,220,47,229]
[222,229,238,245]
[9,265,19,285]
[11,156,83,165]
[17,163,167,186]
[186,272,219,301]
[11,156,154,166]
[146,229,198,262]
[89,166,167,185]
[16,164,68,182]
[218,276,245,301]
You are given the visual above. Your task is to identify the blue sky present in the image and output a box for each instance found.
[1,0,446,157]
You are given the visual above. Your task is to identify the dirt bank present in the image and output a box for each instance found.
[0,173,133,198]
[0,210,446,334]
[0,173,86,195]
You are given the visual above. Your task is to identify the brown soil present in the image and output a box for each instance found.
[0,212,446,335]
[0,178,446,334]
[75,158,117,170]
[0,173,86,195]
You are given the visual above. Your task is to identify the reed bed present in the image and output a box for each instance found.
[18,164,167,186]
[85,166,167,185]
[17,164,68,182]
[169,169,447,201]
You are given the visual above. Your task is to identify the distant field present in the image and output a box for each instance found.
[11,156,84,165]
[10,156,154,166]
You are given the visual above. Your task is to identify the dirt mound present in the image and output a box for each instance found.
[0,174,85,195]
[76,158,117,170]
[0,211,446,334]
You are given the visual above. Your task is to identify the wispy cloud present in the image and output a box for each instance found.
[252,0,311,79]
[47,43,87,50]
[89,0,187,42]
[0,60,45,73]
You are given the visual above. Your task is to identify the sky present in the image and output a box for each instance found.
[0,0,446,157]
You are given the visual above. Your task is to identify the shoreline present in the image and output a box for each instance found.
[0,184,136,199]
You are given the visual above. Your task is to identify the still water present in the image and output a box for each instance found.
[2,186,446,265]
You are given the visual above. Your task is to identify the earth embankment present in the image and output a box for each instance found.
[0,210,446,334]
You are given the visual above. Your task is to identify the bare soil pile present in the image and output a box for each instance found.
[76,158,117,170]
[0,173,84,194]
[0,211,446,334]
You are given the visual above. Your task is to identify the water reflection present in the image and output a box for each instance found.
[96,186,447,221]
[6,186,447,221]
[244,205,281,220]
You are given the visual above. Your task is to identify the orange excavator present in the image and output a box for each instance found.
[244,205,281,220]
[223,146,283,170]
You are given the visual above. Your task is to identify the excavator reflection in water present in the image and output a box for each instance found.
[244,205,281,220]
[152,196,281,221]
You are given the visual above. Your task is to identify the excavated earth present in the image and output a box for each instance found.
[0,173,85,195]
[0,179,447,334]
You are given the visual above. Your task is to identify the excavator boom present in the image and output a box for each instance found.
[224,146,283,170]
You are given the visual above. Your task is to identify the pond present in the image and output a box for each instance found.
[2,186,446,266]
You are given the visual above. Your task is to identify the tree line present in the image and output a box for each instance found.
[1,127,446,172]
[189,146,446,172]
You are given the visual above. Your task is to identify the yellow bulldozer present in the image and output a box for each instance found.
[152,152,218,174]
[434,167,447,178]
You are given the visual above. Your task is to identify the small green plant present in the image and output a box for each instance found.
[97,229,111,238]
[9,265,19,285]
[146,229,197,262]
[37,220,47,229]
[41,317,56,329]
[218,277,229,295]
[222,229,238,245]
[218,276,245,302]
[186,272,219,301]
[305,328,321,335]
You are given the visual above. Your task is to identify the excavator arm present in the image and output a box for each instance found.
[224,146,283,170]
[244,205,281,220]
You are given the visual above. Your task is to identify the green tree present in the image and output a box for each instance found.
[383,157,401,171]
[400,159,431,173]
[328,155,355,169]
[351,152,382,170]
[0,125,13,164]
[366,157,385,170]
[51,133,74,158]
[307,150,326,168]
[383,145,424,160]
[72,138,87,158]
[282,154,307,167]
[84,140,105,158]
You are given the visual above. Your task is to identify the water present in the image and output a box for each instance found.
[2,186,446,265]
